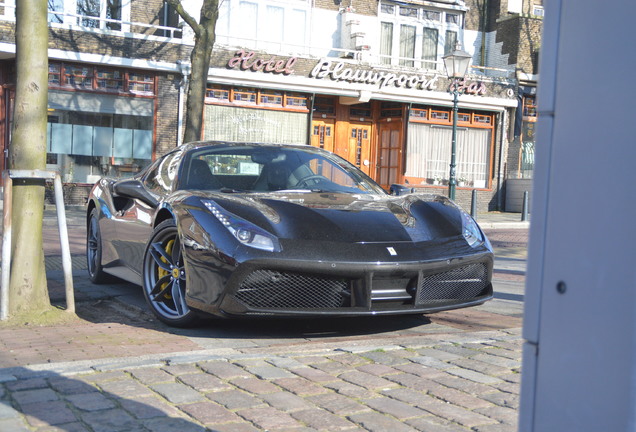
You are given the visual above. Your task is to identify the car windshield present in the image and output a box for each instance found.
[178,144,386,195]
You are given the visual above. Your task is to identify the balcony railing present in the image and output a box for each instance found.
[0,2,514,79]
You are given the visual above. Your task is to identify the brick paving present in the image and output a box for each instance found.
[0,328,523,432]
[0,208,528,431]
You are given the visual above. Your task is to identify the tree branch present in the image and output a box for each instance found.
[165,0,201,37]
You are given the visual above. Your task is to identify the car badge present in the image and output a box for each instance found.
[387,247,397,256]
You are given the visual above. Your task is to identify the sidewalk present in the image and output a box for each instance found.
[0,206,528,431]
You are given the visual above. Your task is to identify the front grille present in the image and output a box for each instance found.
[417,263,488,304]
[235,270,348,309]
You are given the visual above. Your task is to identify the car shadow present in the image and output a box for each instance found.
[0,367,207,431]
[174,313,434,340]
[51,272,434,341]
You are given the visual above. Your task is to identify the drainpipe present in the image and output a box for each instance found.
[177,60,191,146]
[497,109,508,210]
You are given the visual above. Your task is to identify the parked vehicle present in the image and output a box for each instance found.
[86,142,493,327]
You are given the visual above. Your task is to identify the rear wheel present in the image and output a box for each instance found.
[142,220,199,327]
[86,209,110,284]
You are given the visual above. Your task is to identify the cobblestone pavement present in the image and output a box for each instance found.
[1,328,522,432]
[0,208,528,431]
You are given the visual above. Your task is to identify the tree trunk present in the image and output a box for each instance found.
[8,0,50,315]
[170,0,218,144]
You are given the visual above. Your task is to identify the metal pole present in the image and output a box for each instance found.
[448,89,459,200]
[471,189,478,218]
[521,190,529,222]
[53,174,75,313]
[1,171,12,320]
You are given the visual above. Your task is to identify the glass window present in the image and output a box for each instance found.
[380,22,394,65]
[128,73,154,94]
[96,69,124,92]
[47,109,153,183]
[48,0,64,23]
[380,4,395,14]
[399,25,416,67]
[399,6,417,18]
[446,13,459,25]
[378,2,464,69]
[218,0,309,55]
[65,66,93,89]
[422,27,438,67]
[445,30,458,54]
[422,10,441,21]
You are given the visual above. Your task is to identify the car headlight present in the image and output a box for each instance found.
[203,200,280,252]
[461,211,485,247]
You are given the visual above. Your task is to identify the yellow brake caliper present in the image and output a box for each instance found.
[157,239,174,299]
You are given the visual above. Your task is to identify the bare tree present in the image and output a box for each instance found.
[8,0,51,316]
[165,0,219,143]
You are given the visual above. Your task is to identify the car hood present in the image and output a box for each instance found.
[191,191,466,244]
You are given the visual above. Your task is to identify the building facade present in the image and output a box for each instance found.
[0,0,542,211]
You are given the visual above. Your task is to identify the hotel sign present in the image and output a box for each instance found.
[225,51,494,96]
[310,59,439,91]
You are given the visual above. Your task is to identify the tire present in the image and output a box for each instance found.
[86,208,110,284]
[142,219,199,327]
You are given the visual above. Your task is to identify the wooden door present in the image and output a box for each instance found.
[347,123,372,176]
[310,119,335,153]
[377,121,403,190]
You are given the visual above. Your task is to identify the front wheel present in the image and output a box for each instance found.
[87,208,110,284]
[142,220,199,327]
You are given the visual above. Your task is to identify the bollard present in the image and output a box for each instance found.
[470,189,477,218]
[521,190,529,221]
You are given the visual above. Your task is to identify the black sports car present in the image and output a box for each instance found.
[86,141,493,327]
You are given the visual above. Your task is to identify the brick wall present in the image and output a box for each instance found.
[314,0,377,15]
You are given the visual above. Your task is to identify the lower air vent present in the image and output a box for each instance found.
[235,270,348,309]
[417,263,488,304]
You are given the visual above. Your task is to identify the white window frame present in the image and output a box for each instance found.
[217,0,311,55]
[378,0,464,70]
[45,0,130,32]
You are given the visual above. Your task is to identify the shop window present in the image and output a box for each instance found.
[128,73,154,94]
[50,62,156,96]
[410,108,427,120]
[65,66,93,90]
[406,123,491,188]
[260,91,283,106]
[233,88,257,103]
[48,64,62,86]
[406,105,495,188]
[285,93,308,108]
[206,85,308,112]
[313,96,335,117]
[380,102,402,118]
[475,115,492,124]
[523,96,537,118]
[431,110,450,121]
[350,103,371,119]
[207,86,230,102]
[97,69,124,92]
[46,110,153,183]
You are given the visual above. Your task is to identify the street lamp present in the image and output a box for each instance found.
[442,43,472,200]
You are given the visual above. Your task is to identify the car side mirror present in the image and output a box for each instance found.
[113,179,159,208]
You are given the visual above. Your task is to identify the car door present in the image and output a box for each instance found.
[111,150,182,280]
